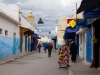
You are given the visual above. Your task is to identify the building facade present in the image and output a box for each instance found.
[0,9,20,59]
[0,4,35,59]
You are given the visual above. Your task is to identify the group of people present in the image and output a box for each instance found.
[37,42,53,57]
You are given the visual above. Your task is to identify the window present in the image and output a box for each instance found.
[5,30,8,36]
[0,29,2,34]
[13,33,16,37]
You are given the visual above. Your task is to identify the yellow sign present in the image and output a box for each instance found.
[69,20,76,28]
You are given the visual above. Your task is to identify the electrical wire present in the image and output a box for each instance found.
[0,4,76,19]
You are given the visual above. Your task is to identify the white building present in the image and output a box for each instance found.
[0,4,35,59]
[0,9,20,59]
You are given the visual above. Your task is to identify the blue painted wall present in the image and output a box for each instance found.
[86,28,92,63]
[0,36,20,59]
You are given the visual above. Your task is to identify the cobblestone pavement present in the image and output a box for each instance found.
[0,50,69,75]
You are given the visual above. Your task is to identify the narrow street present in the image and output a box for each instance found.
[0,50,68,75]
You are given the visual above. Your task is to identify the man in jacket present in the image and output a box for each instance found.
[47,43,53,57]
[38,43,42,53]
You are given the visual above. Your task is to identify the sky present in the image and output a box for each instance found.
[0,0,82,38]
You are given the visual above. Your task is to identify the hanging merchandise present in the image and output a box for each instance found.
[58,45,70,69]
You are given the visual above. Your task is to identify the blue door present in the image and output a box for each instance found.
[86,28,92,63]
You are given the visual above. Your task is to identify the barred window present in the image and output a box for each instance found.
[0,29,2,34]
[5,30,8,36]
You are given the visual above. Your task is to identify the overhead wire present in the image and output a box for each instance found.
[0,4,76,21]
[0,4,77,30]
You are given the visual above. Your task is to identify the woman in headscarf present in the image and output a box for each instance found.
[70,41,77,63]
[47,43,53,57]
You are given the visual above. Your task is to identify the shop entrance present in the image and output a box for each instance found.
[25,36,27,51]
[94,21,100,68]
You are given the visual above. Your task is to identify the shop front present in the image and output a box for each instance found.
[31,33,41,50]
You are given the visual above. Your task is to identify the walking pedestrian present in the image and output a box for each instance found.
[47,43,53,57]
[69,41,77,63]
[31,42,33,52]
[43,42,48,53]
[38,43,42,53]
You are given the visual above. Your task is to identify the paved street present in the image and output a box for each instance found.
[0,50,69,75]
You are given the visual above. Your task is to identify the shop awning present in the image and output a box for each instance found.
[76,28,87,34]
[63,33,75,39]
[76,19,87,28]
[86,18,96,25]
[84,7,100,18]
[24,29,34,36]
[32,33,38,38]
[32,33,41,39]
[76,19,87,25]
[65,26,79,33]
[51,36,57,40]
[76,18,96,27]
[20,27,28,34]
[77,0,100,14]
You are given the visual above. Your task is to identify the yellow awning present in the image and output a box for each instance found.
[20,27,28,34]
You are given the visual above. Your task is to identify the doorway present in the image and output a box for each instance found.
[25,35,27,51]
[20,34,23,52]
[94,21,100,68]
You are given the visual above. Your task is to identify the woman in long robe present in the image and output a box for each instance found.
[70,41,77,63]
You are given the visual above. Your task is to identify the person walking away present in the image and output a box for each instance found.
[43,42,48,53]
[38,43,42,53]
[47,43,53,57]
[69,41,77,63]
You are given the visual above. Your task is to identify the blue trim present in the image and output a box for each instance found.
[63,33,75,39]
[86,18,96,25]
[84,7,100,18]
[86,28,92,63]
[52,36,57,40]
[65,26,79,33]
[76,19,87,28]
[32,33,40,39]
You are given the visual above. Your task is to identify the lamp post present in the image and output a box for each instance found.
[38,18,44,24]
[49,31,51,34]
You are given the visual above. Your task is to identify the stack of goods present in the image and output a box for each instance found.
[58,46,70,67]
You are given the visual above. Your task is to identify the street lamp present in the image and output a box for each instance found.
[38,18,44,24]
[49,31,51,34]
